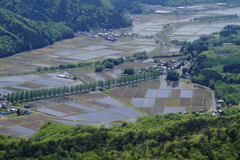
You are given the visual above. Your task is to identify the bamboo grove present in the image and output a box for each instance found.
[7,70,160,103]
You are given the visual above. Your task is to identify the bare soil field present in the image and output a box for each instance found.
[179,98,191,106]
[193,90,211,98]
[37,74,52,78]
[6,118,29,124]
[127,84,139,89]
[59,105,88,113]
[119,97,132,103]
[138,82,149,89]
[204,98,212,107]
[140,107,152,115]
[134,90,147,98]
[182,84,193,89]
[170,89,181,97]
[0,120,14,126]
[21,121,46,131]
[152,108,165,115]
[30,115,51,121]
[110,90,124,98]
[89,100,116,109]
[69,93,106,101]
[117,86,127,90]
[167,98,179,106]
[192,98,203,107]
[0,128,25,137]
[3,87,22,92]
[67,95,88,101]
[185,107,192,113]
[123,90,136,98]
[149,81,161,89]
[48,106,78,115]
[97,72,114,80]
[154,98,167,106]
[19,82,48,89]
[192,106,203,112]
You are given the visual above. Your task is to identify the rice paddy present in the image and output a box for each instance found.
[109,80,213,115]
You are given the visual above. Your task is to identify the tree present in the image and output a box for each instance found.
[124,68,134,75]
[166,71,180,81]
[59,64,67,69]
[182,68,189,74]
[50,66,56,70]
[104,62,114,69]
[67,63,77,68]
[95,66,104,72]
[43,67,49,71]
[36,67,42,72]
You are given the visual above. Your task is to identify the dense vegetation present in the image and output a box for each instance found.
[142,0,240,6]
[180,24,240,105]
[0,0,141,58]
[0,8,74,58]
[2,112,240,159]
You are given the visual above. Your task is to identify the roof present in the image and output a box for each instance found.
[154,10,172,14]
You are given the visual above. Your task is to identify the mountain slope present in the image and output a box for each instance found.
[0,8,74,58]
[1,113,240,159]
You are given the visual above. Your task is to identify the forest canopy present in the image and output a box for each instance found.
[0,0,141,58]
[1,113,240,159]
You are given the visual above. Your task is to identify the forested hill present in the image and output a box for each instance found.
[0,0,141,31]
[1,113,240,159]
[141,0,240,6]
[0,0,141,58]
[0,8,74,58]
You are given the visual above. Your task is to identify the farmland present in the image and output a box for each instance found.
[1,6,239,138]
[0,92,143,137]
[108,80,213,115]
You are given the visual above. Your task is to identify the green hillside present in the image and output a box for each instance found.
[0,0,141,58]
[1,113,240,159]
[0,8,74,58]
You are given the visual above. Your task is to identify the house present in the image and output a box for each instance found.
[24,105,31,109]
[216,100,224,103]
[2,103,13,108]
[57,74,66,78]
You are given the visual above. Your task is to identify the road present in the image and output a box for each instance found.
[212,90,216,111]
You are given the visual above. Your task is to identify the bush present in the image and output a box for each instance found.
[95,66,104,72]
[124,68,134,75]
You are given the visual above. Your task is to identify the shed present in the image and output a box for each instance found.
[25,111,32,115]
[217,100,224,103]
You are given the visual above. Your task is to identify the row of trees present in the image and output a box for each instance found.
[36,61,101,72]
[7,70,161,103]
[7,83,97,103]
[193,14,238,21]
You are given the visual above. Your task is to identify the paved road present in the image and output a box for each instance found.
[212,90,216,111]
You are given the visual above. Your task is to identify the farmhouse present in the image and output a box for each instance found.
[154,10,172,14]
[2,103,13,108]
